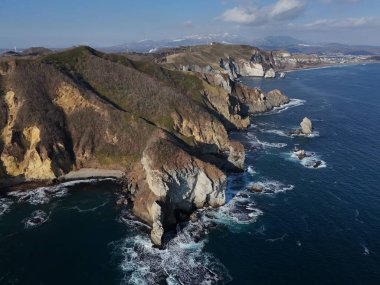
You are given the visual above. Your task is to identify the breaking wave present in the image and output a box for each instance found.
[0,198,13,217]
[246,133,287,149]
[7,179,113,205]
[247,165,256,175]
[117,187,266,285]
[262,129,290,137]
[260,99,306,116]
[247,180,295,195]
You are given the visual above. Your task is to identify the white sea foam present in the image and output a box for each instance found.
[285,151,326,169]
[7,178,112,205]
[8,185,70,205]
[289,131,320,138]
[247,166,256,175]
[246,133,287,149]
[0,198,13,217]
[118,222,232,285]
[360,243,370,256]
[248,180,295,195]
[23,210,49,229]
[262,129,290,137]
[260,99,306,116]
[210,191,263,227]
[117,188,268,284]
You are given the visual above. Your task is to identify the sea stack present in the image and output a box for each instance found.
[300,117,313,135]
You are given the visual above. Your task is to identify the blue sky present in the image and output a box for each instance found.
[0,0,379,48]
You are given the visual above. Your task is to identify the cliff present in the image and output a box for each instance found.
[0,44,289,245]
[149,43,324,80]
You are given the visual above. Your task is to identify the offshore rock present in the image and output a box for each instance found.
[301,117,313,135]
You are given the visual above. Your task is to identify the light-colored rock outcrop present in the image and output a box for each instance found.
[233,84,289,114]
[172,112,230,153]
[301,117,313,135]
[54,82,102,114]
[1,125,57,180]
[264,68,276,78]
[130,134,227,246]
[239,62,265,77]
[0,91,61,180]
[289,117,313,136]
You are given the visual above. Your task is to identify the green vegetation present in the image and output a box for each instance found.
[0,45,232,174]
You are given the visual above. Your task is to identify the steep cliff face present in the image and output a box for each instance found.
[233,84,289,114]
[128,132,226,246]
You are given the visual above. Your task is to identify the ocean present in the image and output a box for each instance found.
[1,63,380,284]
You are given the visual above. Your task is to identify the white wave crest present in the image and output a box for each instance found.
[0,198,13,217]
[262,129,290,137]
[247,166,256,175]
[246,133,287,149]
[289,131,320,138]
[248,180,295,195]
[7,178,111,205]
[360,243,370,256]
[8,185,70,205]
[209,191,263,228]
[261,99,306,115]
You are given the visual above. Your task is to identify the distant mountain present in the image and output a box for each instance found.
[100,33,248,53]
[253,36,305,49]
[21,47,52,56]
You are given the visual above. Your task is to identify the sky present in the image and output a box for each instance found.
[0,0,379,48]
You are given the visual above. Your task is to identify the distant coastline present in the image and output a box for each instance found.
[281,60,380,73]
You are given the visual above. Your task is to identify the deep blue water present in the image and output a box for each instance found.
[1,63,380,284]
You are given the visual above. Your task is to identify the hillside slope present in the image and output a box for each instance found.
[0,45,289,245]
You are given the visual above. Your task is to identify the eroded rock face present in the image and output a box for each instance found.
[199,73,250,130]
[172,112,230,153]
[130,134,227,246]
[233,84,289,114]
[238,62,265,77]
[0,91,70,179]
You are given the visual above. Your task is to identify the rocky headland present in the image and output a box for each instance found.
[0,44,291,246]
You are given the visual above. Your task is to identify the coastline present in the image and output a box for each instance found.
[281,60,380,73]
[0,168,123,191]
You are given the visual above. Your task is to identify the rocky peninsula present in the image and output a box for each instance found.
[0,44,292,246]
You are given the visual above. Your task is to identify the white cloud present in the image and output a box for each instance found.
[220,0,307,25]
[304,17,380,28]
